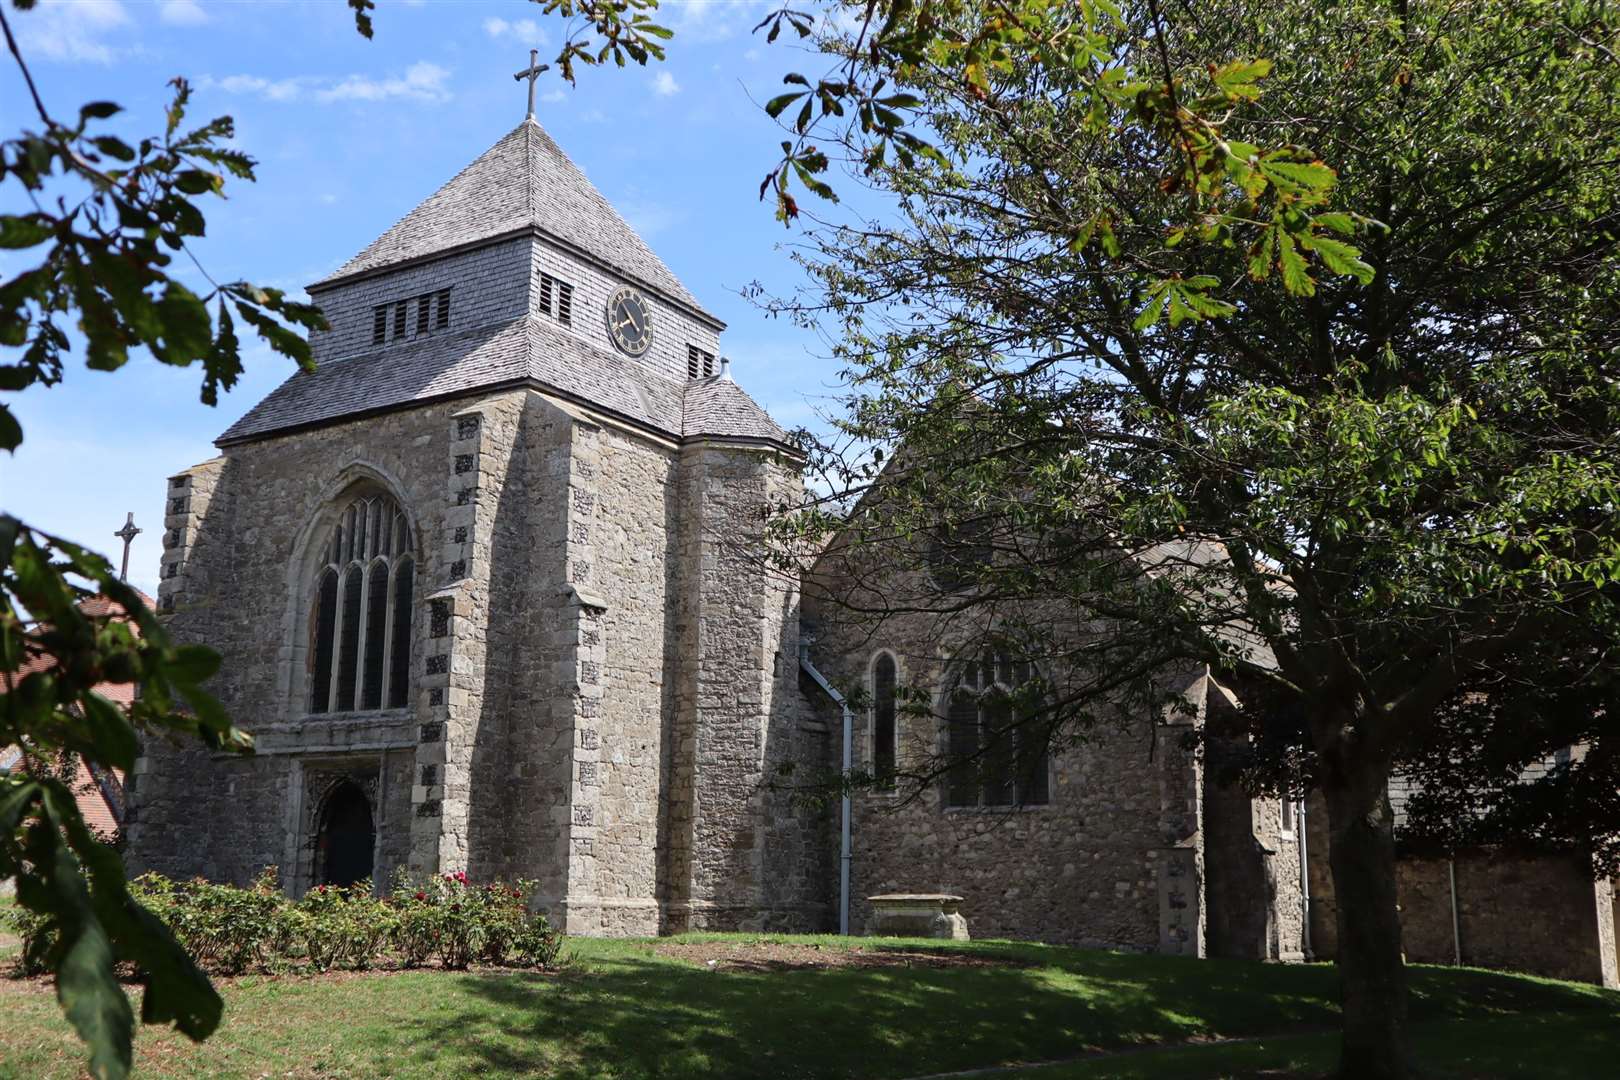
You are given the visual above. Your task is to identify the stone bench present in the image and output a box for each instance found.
[865,893,970,940]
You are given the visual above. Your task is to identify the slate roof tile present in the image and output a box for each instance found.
[682,376,791,444]
[314,120,708,317]
[217,317,794,452]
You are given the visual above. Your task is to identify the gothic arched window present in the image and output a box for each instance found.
[308,491,415,715]
[944,647,1049,808]
[871,651,898,787]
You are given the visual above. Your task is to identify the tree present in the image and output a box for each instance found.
[767,2,1620,1078]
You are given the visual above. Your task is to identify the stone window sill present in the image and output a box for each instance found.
[942,803,1051,814]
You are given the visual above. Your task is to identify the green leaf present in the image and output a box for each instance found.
[155,282,212,366]
[764,92,805,119]
[78,694,139,773]
[1276,231,1315,295]
[91,137,135,163]
[347,0,375,39]
[0,214,53,249]
[166,643,222,685]
[174,170,221,196]
[37,810,134,1080]
[1212,58,1272,100]
[1299,232,1376,284]
[1312,212,1357,236]
[232,299,313,370]
[0,401,22,453]
[79,101,122,121]
[1133,286,1171,330]
[1259,157,1337,194]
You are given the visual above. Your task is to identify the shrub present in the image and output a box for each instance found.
[514,912,566,970]
[3,866,564,977]
[132,867,282,974]
[2,902,55,976]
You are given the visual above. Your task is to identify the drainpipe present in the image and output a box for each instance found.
[1298,798,1312,959]
[1448,856,1462,965]
[799,644,852,935]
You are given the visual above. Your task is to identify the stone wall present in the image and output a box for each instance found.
[800,542,1219,952]
[550,411,680,935]
[127,372,829,935]
[1202,693,1306,961]
[128,396,469,891]
[1306,798,1618,986]
[665,441,829,932]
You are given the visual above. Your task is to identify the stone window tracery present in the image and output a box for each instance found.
[943,647,1049,808]
[308,491,415,715]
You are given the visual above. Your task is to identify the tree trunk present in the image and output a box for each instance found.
[1322,768,1412,1079]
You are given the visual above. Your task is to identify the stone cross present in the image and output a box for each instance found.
[113,512,141,582]
[513,48,550,120]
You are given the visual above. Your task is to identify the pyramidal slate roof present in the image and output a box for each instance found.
[217,315,794,450]
[312,119,709,318]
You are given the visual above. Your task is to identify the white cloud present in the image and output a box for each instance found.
[540,89,567,104]
[483,16,547,46]
[158,0,208,26]
[203,63,452,105]
[15,0,129,64]
[207,73,306,102]
[317,62,452,103]
[650,70,681,97]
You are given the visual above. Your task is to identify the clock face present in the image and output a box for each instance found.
[606,287,652,356]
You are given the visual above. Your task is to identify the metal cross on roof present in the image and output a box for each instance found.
[513,48,550,120]
[113,512,141,582]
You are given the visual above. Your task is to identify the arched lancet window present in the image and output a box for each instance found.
[308,491,415,714]
[871,652,898,787]
[944,647,1049,808]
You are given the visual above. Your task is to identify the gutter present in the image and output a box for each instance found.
[1298,797,1312,959]
[1448,856,1462,965]
[799,643,852,936]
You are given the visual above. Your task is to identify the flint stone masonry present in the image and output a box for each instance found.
[1306,795,1619,986]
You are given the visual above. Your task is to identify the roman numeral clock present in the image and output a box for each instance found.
[607,285,652,356]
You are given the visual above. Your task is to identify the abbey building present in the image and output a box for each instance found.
[128,114,1370,968]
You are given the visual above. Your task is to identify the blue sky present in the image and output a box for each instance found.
[0,0,858,595]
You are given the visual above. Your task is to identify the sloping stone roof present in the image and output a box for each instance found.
[216,316,793,451]
[313,120,709,318]
[683,376,791,444]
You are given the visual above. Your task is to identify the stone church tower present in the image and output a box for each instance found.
[126,118,831,935]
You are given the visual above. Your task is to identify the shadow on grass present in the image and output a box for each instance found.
[376,939,1620,1080]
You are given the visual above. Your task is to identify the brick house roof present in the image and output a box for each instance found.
[312,119,708,317]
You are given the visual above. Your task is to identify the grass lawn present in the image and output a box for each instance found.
[1,932,1615,1079]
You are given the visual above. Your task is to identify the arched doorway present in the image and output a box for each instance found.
[316,781,375,889]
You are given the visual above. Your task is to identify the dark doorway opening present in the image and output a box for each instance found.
[317,781,375,889]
